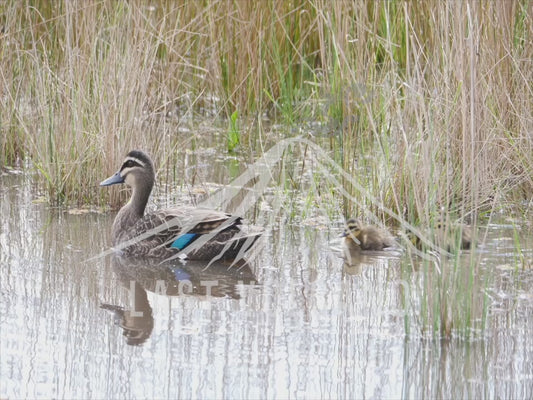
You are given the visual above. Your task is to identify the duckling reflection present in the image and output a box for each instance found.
[342,248,365,275]
[342,251,404,276]
[101,255,258,345]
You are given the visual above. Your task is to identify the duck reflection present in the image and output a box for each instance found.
[101,255,258,345]
[101,279,153,346]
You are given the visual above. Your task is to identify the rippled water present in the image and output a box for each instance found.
[1,165,532,398]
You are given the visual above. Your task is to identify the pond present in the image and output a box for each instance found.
[1,144,532,399]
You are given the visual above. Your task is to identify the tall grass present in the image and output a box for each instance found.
[0,0,531,338]
[1,1,531,209]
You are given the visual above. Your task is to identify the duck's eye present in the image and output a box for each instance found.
[121,157,144,171]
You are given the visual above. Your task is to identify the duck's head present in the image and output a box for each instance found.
[100,150,155,190]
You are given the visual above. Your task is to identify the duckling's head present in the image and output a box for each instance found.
[406,230,422,249]
[342,218,362,239]
[100,150,155,191]
[342,218,363,252]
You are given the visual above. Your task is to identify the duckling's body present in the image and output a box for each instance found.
[342,218,396,251]
[451,224,472,250]
[100,150,261,261]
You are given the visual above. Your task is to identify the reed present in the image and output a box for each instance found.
[1,1,530,206]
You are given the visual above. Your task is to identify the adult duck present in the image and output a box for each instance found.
[100,150,262,261]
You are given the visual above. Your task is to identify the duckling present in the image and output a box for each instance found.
[445,223,472,250]
[409,221,472,251]
[342,218,396,251]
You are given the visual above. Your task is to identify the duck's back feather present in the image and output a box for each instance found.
[113,206,258,260]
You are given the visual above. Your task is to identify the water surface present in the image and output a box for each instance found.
[1,166,532,399]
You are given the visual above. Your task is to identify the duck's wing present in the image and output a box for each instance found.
[119,207,242,250]
[175,207,243,233]
[156,208,262,260]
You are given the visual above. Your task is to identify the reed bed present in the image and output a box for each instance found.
[1,0,532,338]
[0,1,529,208]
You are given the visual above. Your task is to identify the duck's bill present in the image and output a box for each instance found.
[100,171,124,186]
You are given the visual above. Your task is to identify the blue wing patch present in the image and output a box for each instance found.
[171,233,199,250]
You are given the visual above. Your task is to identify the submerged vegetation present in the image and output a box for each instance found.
[1,1,532,339]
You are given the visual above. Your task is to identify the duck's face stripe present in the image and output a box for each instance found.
[122,156,145,169]
[120,156,146,178]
